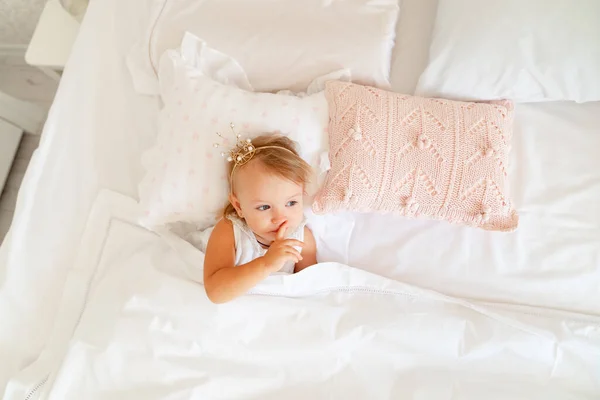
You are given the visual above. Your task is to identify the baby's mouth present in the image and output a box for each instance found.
[270,225,285,234]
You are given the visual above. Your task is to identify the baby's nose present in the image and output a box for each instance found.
[271,214,287,225]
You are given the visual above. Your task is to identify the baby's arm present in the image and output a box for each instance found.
[204,219,271,303]
[204,219,303,303]
[294,226,317,273]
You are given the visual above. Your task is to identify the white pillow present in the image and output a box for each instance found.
[415,0,600,103]
[139,43,329,229]
[128,0,399,95]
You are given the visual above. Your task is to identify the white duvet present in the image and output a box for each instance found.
[4,191,599,399]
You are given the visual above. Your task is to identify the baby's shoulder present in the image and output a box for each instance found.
[303,225,315,241]
[217,217,234,227]
[210,218,235,240]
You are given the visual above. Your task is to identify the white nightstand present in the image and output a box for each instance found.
[25,0,81,80]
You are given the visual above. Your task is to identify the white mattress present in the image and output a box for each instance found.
[1,0,599,397]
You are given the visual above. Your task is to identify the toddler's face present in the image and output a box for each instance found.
[231,161,304,244]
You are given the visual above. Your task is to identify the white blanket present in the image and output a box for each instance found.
[4,191,599,399]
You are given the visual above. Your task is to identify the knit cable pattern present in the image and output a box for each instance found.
[313,81,518,232]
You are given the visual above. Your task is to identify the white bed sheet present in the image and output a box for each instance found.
[1,0,600,396]
[4,190,599,399]
[0,0,159,392]
[386,0,600,314]
[312,100,600,315]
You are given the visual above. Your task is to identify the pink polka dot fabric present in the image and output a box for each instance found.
[313,81,518,232]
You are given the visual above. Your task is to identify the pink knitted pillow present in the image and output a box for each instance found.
[313,81,518,231]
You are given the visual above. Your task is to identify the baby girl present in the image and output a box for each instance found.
[204,134,317,303]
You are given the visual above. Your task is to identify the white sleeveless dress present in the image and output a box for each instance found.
[227,215,306,274]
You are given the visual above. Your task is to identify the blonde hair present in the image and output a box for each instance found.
[223,135,311,218]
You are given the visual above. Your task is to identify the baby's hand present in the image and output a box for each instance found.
[261,222,304,273]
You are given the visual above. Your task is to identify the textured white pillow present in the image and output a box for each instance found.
[415,0,600,103]
[128,0,399,95]
[139,44,329,229]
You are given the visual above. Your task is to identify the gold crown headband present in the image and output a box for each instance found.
[213,123,296,183]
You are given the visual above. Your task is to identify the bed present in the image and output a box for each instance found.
[1,0,599,398]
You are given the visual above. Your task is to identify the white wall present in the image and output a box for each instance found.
[0,0,46,45]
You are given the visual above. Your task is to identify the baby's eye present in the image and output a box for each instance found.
[286,201,298,207]
[257,205,270,211]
